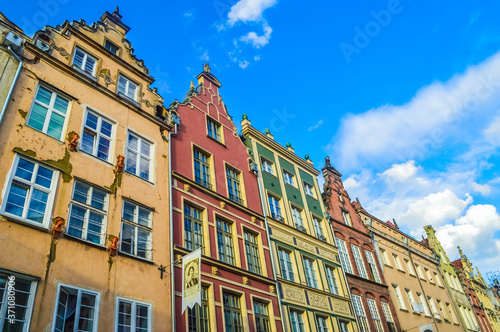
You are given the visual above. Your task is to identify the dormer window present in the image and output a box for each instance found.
[72,47,97,76]
[117,75,138,101]
[104,40,119,55]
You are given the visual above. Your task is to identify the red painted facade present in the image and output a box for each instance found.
[322,160,401,332]
[171,66,282,331]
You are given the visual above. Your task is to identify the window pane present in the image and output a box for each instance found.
[5,183,28,217]
[101,120,112,137]
[27,189,48,223]
[73,181,90,204]
[121,223,135,254]
[35,86,52,105]
[28,103,48,131]
[67,205,86,238]
[123,202,136,222]
[35,166,53,188]
[15,158,35,181]
[53,96,69,114]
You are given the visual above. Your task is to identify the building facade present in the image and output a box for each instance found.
[0,9,174,331]
[322,158,401,332]
[170,66,283,331]
[242,125,359,332]
[424,225,480,331]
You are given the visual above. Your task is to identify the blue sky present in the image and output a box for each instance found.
[3,0,500,276]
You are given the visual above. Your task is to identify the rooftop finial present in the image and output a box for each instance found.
[203,63,211,73]
[114,6,119,14]
[190,81,194,89]
[325,156,331,168]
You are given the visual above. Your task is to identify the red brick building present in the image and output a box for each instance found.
[170,65,282,331]
[322,158,401,332]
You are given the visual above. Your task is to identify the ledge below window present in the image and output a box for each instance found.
[118,251,155,265]
[118,92,140,108]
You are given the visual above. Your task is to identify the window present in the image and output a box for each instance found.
[120,201,152,259]
[406,289,418,312]
[278,248,295,281]
[223,293,243,332]
[446,302,458,324]
[435,272,444,287]
[283,170,295,186]
[0,272,37,331]
[117,298,151,332]
[104,40,119,55]
[351,295,370,332]
[268,195,283,221]
[392,285,406,310]
[335,237,353,274]
[292,207,305,232]
[365,250,381,283]
[126,132,152,181]
[428,296,440,319]
[317,316,329,332]
[226,167,243,204]
[417,293,431,316]
[313,217,326,241]
[1,156,58,227]
[244,232,261,274]
[392,254,402,270]
[380,248,389,265]
[303,257,318,288]
[351,245,368,278]
[437,300,447,321]
[253,301,270,332]
[325,266,339,295]
[261,158,274,175]
[216,219,235,265]
[117,75,138,101]
[304,182,315,197]
[184,205,204,253]
[404,259,415,275]
[425,268,434,283]
[367,299,384,332]
[207,118,221,142]
[381,302,397,332]
[415,264,424,279]
[342,211,352,227]
[339,320,351,332]
[28,85,70,140]
[188,287,210,332]
[72,47,97,76]
[194,149,211,189]
[53,285,99,332]
[67,181,108,245]
[80,110,113,162]
[290,310,305,332]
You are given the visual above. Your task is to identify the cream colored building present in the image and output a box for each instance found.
[357,208,464,332]
[0,9,174,331]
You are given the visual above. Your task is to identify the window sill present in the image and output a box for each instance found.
[79,149,114,166]
[397,269,406,273]
[64,233,107,250]
[284,183,298,190]
[399,308,409,313]
[262,170,277,178]
[412,311,422,316]
[118,251,154,265]
[420,278,427,282]
[305,193,318,201]
[384,264,394,269]
[72,65,97,81]
[125,170,155,185]
[118,92,140,107]
[0,213,49,232]
[206,135,226,147]
[25,124,65,143]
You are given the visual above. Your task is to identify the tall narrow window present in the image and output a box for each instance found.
[253,301,270,332]
[392,254,402,270]
[120,201,152,259]
[425,268,434,283]
[184,205,204,253]
[278,248,295,281]
[207,118,221,142]
[351,295,370,332]
[415,264,424,279]
[292,207,305,232]
[117,75,138,101]
[446,302,458,324]
[437,300,448,321]
[194,149,211,189]
[380,248,389,265]
[261,158,275,175]
[283,170,295,186]
[1,156,58,227]
[226,167,243,204]
[72,47,97,76]
[67,181,108,245]
[404,259,415,275]
[317,316,330,332]
[406,289,418,312]
[304,182,315,197]
[339,321,351,332]
[28,85,69,140]
[188,287,210,332]
[290,310,305,332]
[53,285,99,332]
[351,244,368,278]
[117,298,151,332]
[435,272,444,287]
[244,231,261,274]
[80,110,113,162]
[303,257,318,288]
[428,296,440,319]
[0,272,37,331]
[223,293,243,332]
[313,217,326,241]
[126,132,152,181]
[418,293,431,316]
[381,302,397,332]
[325,266,339,295]
[335,237,353,274]
[367,299,384,332]
[342,211,352,227]
[392,285,406,310]
[365,250,381,283]
[268,195,283,221]
[217,219,235,265]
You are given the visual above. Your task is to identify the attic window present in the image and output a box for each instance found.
[104,40,119,55]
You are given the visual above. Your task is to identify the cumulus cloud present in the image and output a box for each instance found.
[239,23,273,48]
[227,0,277,26]
[382,160,419,182]
[471,182,491,195]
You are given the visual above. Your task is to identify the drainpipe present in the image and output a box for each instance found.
[255,167,288,332]
[168,122,178,332]
[0,46,23,126]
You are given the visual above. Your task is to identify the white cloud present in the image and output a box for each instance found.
[401,189,472,231]
[471,182,491,195]
[184,11,194,18]
[239,24,272,48]
[239,60,250,69]
[382,160,419,182]
[199,50,209,61]
[484,112,500,146]
[308,119,324,131]
[227,0,277,26]
[254,55,261,61]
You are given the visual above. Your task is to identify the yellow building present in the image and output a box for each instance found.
[357,209,464,332]
[0,9,174,331]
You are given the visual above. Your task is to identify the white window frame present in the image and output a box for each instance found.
[303,257,318,288]
[72,47,97,76]
[434,272,444,287]
[351,295,371,332]
[206,117,221,142]
[261,158,275,175]
[313,217,326,240]
[268,194,283,221]
[27,85,70,141]
[425,268,434,283]
[316,315,330,332]
[404,258,415,275]
[80,109,114,162]
[52,284,100,332]
[278,248,295,282]
[392,285,406,310]
[367,299,384,332]
[120,200,153,260]
[126,131,153,182]
[117,74,139,101]
[351,244,368,278]
[428,296,440,320]
[283,170,295,187]
[115,297,152,332]
[418,293,431,316]
[304,182,315,197]
[290,309,305,332]
[365,250,381,283]
[335,237,353,274]
[342,211,353,227]
[325,265,339,295]
[292,206,305,231]
[0,155,59,228]
[392,254,402,270]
